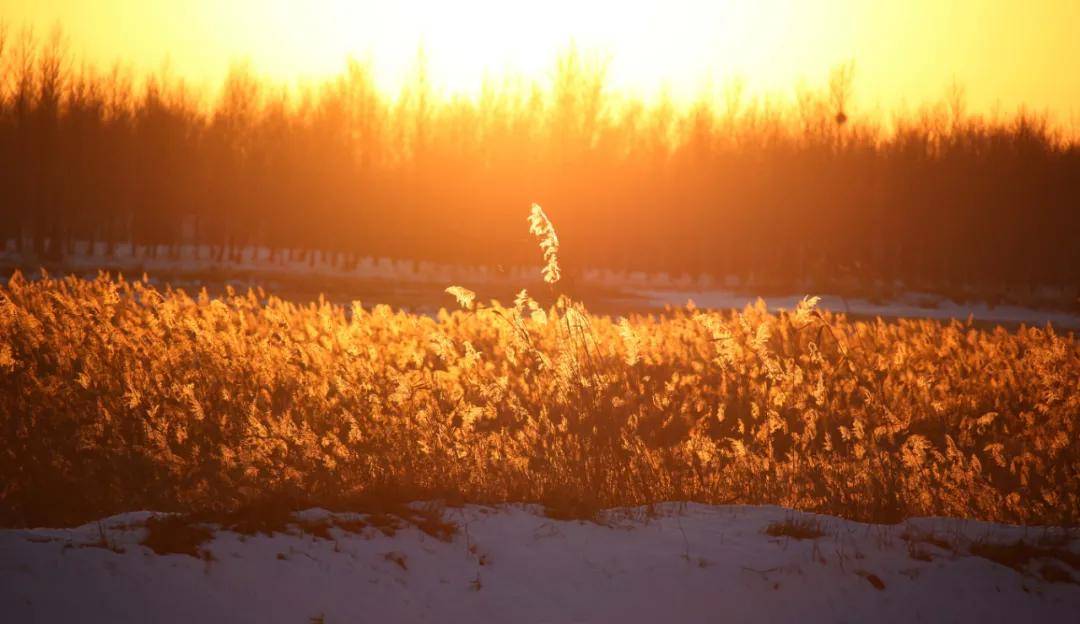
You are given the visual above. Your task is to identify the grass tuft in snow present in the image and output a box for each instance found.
[969,538,1080,584]
[764,517,825,540]
[142,515,213,558]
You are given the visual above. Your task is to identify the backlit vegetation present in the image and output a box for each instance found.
[1,208,1077,527]
[1,27,1079,292]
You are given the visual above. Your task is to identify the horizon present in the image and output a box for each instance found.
[3,0,1080,122]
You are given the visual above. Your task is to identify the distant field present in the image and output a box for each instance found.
[1,272,1077,527]
[4,240,1079,327]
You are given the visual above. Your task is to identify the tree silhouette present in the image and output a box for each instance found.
[0,33,1076,298]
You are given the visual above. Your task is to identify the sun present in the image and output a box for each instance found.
[233,0,818,101]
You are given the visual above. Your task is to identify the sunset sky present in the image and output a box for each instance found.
[3,0,1079,118]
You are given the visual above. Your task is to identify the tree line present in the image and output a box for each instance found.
[2,26,1078,293]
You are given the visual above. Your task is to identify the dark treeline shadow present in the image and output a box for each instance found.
[1,26,1078,299]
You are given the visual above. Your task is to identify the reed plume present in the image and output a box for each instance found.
[528,203,561,285]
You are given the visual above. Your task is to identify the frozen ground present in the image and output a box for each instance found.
[641,290,1080,329]
[3,241,1079,327]
[1,504,1077,623]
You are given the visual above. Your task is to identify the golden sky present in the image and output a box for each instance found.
[3,0,1079,118]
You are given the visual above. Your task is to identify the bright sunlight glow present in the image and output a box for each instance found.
[3,0,1080,116]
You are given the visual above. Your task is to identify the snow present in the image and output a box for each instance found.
[641,289,1080,328]
[4,240,1078,326]
[0,240,533,287]
[1,504,1077,623]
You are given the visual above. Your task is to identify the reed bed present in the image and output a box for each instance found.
[2,214,1077,526]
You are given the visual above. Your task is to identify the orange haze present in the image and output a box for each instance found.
[2,0,1080,119]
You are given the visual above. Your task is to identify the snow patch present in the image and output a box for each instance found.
[1,504,1077,623]
[642,289,1080,328]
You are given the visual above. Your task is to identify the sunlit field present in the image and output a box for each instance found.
[2,3,1080,622]
[2,208,1077,529]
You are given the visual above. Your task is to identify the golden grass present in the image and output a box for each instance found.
[1,206,1078,527]
[1,265,1077,527]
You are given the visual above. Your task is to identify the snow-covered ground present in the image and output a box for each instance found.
[1,504,1077,623]
[4,241,1079,327]
[641,290,1080,328]
[0,240,534,286]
